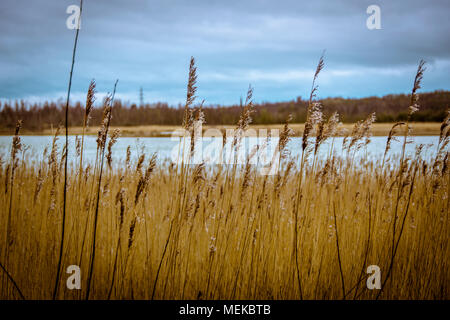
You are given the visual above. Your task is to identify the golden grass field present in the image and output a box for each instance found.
[0,58,448,300]
[0,118,449,300]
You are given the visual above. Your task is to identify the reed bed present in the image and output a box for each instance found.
[0,58,448,300]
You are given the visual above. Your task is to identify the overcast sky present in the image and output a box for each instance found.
[0,0,449,105]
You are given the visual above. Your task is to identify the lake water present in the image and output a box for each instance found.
[0,135,441,168]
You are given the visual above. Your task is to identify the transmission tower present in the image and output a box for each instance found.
[139,87,144,106]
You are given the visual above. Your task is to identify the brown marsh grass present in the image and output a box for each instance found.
[0,58,449,300]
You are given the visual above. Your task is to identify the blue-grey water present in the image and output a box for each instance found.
[0,135,442,167]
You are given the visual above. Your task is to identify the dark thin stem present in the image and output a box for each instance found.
[85,80,117,300]
[6,157,15,248]
[376,164,418,300]
[352,191,372,299]
[292,151,305,299]
[151,221,173,300]
[85,127,107,300]
[333,198,346,299]
[53,0,82,300]
[0,260,25,300]
[107,236,121,299]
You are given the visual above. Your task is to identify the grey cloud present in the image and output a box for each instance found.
[0,0,448,104]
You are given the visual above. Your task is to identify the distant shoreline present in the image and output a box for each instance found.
[0,122,442,137]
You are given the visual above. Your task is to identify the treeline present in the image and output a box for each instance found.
[0,90,448,131]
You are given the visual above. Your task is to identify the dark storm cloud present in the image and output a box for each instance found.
[0,0,449,104]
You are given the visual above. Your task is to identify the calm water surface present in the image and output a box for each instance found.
[0,135,441,166]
